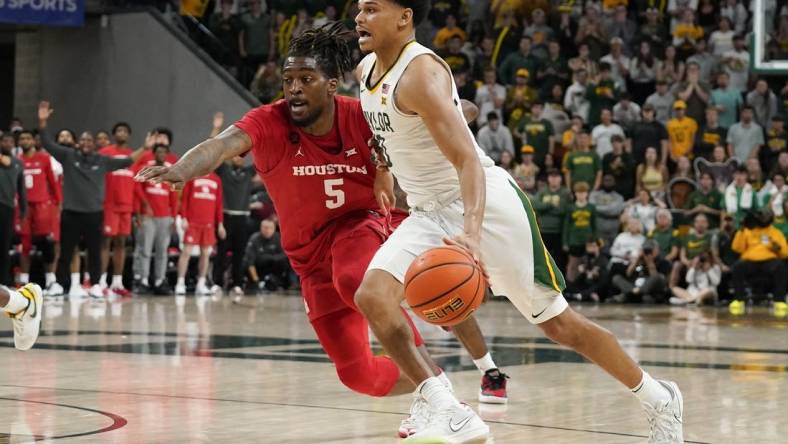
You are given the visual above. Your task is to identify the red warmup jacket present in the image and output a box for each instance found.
[134,181,178,218]
[99,145,135,212]
[19,150,60,204]
[179,173,223,226]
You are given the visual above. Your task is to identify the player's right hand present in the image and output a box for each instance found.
[374,169,396,216]
[134,165,186,190]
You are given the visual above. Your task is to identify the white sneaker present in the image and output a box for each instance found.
[195,284,213,296]
[398,393,430,438]
[44,282,64,297]
[402,403,489,444]
[175,283,186,295]
[68,283,88,298]
[10,284,43,350]
[642,380,684,444]
[231,286,244,303]
[88,284,105,299]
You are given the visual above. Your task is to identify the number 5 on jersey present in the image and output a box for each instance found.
[324,179,345,209]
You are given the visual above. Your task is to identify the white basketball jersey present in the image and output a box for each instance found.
[358,41,494,208]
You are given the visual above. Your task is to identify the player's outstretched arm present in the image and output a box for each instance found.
[134,126,251,189]
[396,56,486,261]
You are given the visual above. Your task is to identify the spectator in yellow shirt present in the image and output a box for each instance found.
[666,100,698,162]
[433,14,466,50]
[730,209,788,304]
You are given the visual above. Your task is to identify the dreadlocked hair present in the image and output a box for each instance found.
[287,22,355,80]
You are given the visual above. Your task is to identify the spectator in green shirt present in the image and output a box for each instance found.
[585,62,619,127]
[563,132,602,191]
[498,36,540,86]
[239,0,274,85]
[670,213,713,287]
[517,101,555,168]
[648,209,681,263]
[534,168,572,269]
[563,182,597,283]
[685,172,724,228]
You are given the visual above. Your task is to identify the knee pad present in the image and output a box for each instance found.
[335,355,399,397]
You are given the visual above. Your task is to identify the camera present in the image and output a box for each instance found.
[642,246,653,255]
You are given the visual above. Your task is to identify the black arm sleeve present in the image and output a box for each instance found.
[39,128,73,164]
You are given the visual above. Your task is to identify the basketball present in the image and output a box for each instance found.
[404,245,486,327]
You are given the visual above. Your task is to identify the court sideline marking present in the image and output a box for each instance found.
[0,384,712,443]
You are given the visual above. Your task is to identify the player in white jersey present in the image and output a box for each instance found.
[353,1,684,443]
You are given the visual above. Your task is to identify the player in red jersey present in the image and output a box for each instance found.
[174,172,226,296]
[98,123,135,296]
[133,144,179,295]
[17,130,61,292]
[136,24,503,436]
[130,128,178,292]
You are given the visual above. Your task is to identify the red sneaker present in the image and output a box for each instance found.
[478,369,509,404]
[110,287,131,297]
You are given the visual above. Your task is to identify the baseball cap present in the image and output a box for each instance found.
[673,100,687,109]
[521,144,535,154]
[516,68,530,78]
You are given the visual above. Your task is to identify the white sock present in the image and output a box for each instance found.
[70,273,81,289]
[99,273,108,288]
[631,371,671,406]
[436,371,454,392]
[473,352,497,375]
[176,277,185,286]
[112,275,124,289]
[417,376,460,410]
[197,277,206,288]
[45,272,56,286]
[154,279,163,287]
[19,273,29,284]
[1,286,29,314]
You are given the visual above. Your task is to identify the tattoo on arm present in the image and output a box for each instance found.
[172,126,252,180]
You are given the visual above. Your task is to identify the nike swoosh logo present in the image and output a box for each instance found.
[20,287,37,318]
[659,381,682,422]
[449,414,473,432]
[531,307,548,318]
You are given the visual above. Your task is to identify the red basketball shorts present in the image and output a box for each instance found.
[184,223,216,247]
[103,210,132,237]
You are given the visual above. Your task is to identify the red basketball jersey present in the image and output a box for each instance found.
[99,145,136,212]
[18,150,59,204]
[234,96,381,275]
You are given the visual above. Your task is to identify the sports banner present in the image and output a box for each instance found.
[0,0,85,27]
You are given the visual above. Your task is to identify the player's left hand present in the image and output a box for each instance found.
[444,234,489,281]
[217,224,227,240]
[374,169,396,216]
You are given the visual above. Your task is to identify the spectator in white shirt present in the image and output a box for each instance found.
[727,106,765,162]
[476,112,514,164]
[708,17,735,58]
[592,109,626,158]
[601,37,630,91]
[721,34,750,93]
[474,66,506,127]
[613,93,642,129]
[564,68,590,123]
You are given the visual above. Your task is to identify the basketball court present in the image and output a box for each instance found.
[1,293,785,443]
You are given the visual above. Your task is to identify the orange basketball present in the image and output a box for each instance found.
[404,246,486,327]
